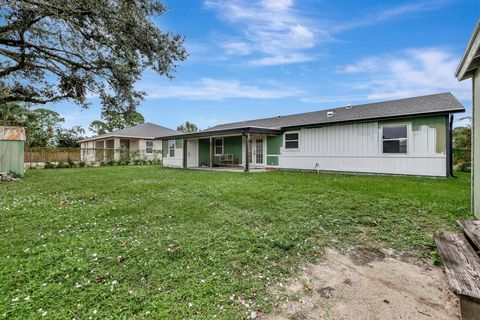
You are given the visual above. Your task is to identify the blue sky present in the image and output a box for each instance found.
[50,0,479,132]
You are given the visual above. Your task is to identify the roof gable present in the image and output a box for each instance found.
[456,19,480,81]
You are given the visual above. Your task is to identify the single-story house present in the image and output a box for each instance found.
[159,92,464,176]
[456,20,480,218]
[79,122,179,163]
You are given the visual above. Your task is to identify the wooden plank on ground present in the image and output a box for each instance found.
[458,220,480,250]
[435,232,480,300]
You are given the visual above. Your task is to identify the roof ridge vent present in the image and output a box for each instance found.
[345,104,352,109]
[326,111,335,117]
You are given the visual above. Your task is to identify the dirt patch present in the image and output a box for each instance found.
[265,248,459,320]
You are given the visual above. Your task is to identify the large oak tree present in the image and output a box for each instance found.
[0,0,187,114]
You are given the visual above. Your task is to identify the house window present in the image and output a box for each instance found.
[285,133,299,149]
[382,125,407,154]
[214,138,223,155]
[146,141,153,154]
[169,140,175,157]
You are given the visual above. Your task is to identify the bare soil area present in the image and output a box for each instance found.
[266,247,459,320]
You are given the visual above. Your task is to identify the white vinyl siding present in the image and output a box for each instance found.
[277,120,446,176]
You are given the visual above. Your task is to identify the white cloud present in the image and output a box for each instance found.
[336,57,381,74]
[205,0,321,65]
[142,78,303,100]
[333,1,450,32]
[334,47,470,101]
[205,1,452,66]
[222,41,252,55]
[249,53,316,66]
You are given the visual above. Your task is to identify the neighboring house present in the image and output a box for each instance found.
[79,122,179,163]
[160,93,464,177]
[456,20,480,218]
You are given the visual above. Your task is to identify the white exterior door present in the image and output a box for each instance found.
[187,139,199,168]
[249,137,265,167]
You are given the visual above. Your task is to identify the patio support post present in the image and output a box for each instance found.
[209,137,213,169]
[244,132,250,172]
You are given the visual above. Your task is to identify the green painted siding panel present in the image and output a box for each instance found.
[267,135,282,155]
[411,116,447,153]
[224,136,242,164]
[267,155,279,166]
[162,140,168,158]
[0,140,24,176]
[474,70,480,218]
[198,138,210,166]
[175,139,183,149]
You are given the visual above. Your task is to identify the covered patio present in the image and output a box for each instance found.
[161,127,283,172]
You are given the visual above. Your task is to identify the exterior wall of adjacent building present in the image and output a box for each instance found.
[473,70,480,218]
[161,115,449,177]
[80,138,162,163]
[162,139,184,167]
[275,115,448,176]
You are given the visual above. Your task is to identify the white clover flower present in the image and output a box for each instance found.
[11,297,19,302]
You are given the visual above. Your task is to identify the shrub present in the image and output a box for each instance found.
[44,161,55,169]
[78,161,86,168]
[456,162,471,173]
[58,161,72,169]
[67,159,76,168]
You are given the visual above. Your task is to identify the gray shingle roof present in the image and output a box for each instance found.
[204,92,464,132]
[80,122,179,142]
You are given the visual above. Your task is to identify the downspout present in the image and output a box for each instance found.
[447,113,456,178]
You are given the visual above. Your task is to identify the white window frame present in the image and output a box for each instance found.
[214,138,224,155]
[146,141,154,154]
[168,140,175,158]
[284,131,300,150]
[381,124,408,155]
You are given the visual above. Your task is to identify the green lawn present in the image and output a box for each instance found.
[0,166,472,319]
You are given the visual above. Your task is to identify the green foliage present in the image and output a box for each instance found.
[177,121,199,133]
[453,148,471,172]
[453,126,471,149]
[44,161,55,169]
[56,126,86,148]
[78,161,86,168]
[89,112,145,135]
[1,0,187,115]
[0,103,65,147]
[67,159,76,168]
[56,161,67,169]
[0,167,472,318]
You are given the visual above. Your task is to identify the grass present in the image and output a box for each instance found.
[0,166,472,319]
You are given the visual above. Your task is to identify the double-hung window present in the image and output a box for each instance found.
[146,141,153,154]
[214,138,223,155]
[382,125,407,154]
[285,133,299,149]
[169,140,175,157]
